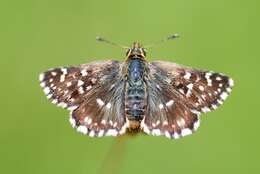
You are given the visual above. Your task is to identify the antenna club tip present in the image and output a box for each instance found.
[96,36,104,41]
[168,34,180,39]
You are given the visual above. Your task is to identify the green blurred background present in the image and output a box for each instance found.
[1,0,259,173]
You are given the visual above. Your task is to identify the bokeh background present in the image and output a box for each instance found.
[1,0,259,174]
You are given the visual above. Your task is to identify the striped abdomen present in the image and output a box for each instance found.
[125,59,147,127]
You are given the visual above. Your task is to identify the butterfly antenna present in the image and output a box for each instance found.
[145,33,180,48]
[96,36,129,49]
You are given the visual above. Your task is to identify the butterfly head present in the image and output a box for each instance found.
[126,42,147,59]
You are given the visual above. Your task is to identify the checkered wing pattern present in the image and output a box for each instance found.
[39,60,128,137]
[141,61,234,139]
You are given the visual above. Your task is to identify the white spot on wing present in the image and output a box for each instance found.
[177,118,185,128]
[193,119,200,131]
[199,85,204,91]
[113,122,117,128]
[60,74,65,82]
[179,89,184,94]
[226,87,232,93]
[40,82,46,87]
[91,78,97,84]
[77,80,84,86]
[217,99,223,105]
[68,106,77,111]
[57,102,67,108]
[106,103,111,109]
[81,69,88,76]
[207,79,212,86]
[163,121,168,125]
[77,126,88,134]
[212,104,218,109]
[186,90,192,97]
[165,78,171,84]
[89,130,95,137]
[96,98,104,106]
[66,82,72,87]
[205,73,212,86]
[173,132,180,139]
[51,99,58,104]
[165,131,171,139]
[187,83,193,90]
[78,87,84,94]
[181,128,192,136]
[86,86,92,90]
[166,100,174,107]
[186,84,193,97]
[191,109,201,115]
[184,72,191,79]
[84,117,89,123]
[101,119,106,125]
[229,78,234,86]
[51,72,57,76]
[141,118,150,134]
[69,116,76,128]
[98,130,105,137]
[205,72,212,79]
[151,129,161,136]
[216,76,222,81]
[220,92,228,100]
[43,87,50,94]
[39,73,44,81]
[106,129,118,136]
[201,106,211,113]
[61,68,67,74]
[159,103,164,109]
[87,118,92,125]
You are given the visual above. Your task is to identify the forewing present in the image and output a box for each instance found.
[151,61,234,111]
[141,61,234,139]
[39,60,128,137]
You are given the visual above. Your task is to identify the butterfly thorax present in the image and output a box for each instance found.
[125,53,147,130]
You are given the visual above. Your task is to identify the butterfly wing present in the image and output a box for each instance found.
[151,61,234,110]
[39,60,128,137]
[141,61,234,139]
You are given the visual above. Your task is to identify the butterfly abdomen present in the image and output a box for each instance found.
[125,59,147,129]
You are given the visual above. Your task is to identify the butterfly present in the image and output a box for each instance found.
[39,35,234,139]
